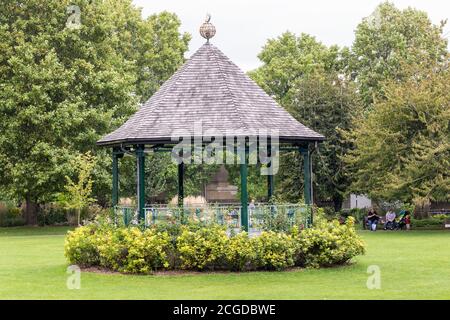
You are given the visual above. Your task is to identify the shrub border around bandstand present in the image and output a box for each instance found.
[64,211,365,274]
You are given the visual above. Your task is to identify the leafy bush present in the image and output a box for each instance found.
[0,206,25,227]
[176,224,228,270]
[340,208,368,224]
[225,232,256,271]
[96,227,171,273]
[64,224,100,266]
[123,228,170,273]
[122,228,170,273]
[431,214,450,221]
[321,206,337,218]
[64,217,365,273]
[252,231,296,270]
[38,204,108,226]
[38,206,68,226]
[410,218,444,229]
[95,226,129,270]
[293,216,365,268]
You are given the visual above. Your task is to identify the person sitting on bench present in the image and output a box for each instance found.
[367,208,380,231]
[384,209,396,230]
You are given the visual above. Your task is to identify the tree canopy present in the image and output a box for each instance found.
[0,0,190,223]
[351,1,448,107]
[344,56,450,204]
[249,32,362,209]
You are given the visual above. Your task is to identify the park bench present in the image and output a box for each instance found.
[445,220,450,229]
[429,209,450,216]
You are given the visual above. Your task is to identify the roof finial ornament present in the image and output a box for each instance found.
[199,13,216,43]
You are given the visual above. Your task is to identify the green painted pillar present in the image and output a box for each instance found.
[299,146,312,205]
[267,141,274,201]
[300,146,313,226]
[136,145,146,222]
[178,162,184,207]
[178,148,184,207]
[112,149,119,208]
[178,150,185,223]
[178,162,184,206]
[268,175,274,200]
[240,143,249,231]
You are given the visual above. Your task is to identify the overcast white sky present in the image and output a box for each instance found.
[132,0,450,71]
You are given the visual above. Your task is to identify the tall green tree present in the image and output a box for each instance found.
[344,56,450,204]
[249,32,340,106]
[249,32,361,210]
[0,0,190,224]
[135,12,191,102]
[286,72,362,210]
[351,1,448,107]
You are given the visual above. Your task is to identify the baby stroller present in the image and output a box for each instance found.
[395,210,409,230]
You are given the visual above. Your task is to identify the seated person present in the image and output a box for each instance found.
[384,210,396,230]
[403,211,411,230]
[367,208,380,231]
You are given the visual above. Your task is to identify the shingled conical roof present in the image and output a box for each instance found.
[97,43,324,146]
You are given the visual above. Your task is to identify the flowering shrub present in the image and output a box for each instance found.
[64,217,365,273]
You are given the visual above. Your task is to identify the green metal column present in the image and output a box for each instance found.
[267,141,274,201]
[178,162,184,206]
[136,145,146,222]
[240,143,249,231]
[267,174,274,201]
[299,146,312,206]
[112,148,119,208]
[300,146,313,226]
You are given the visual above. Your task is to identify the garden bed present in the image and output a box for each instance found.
[64,215,365,274]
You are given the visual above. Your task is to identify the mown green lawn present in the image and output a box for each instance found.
[0,226,449,299]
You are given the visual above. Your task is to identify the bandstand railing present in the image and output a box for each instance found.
[114,203,312,231]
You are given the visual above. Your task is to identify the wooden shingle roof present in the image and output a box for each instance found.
[97,43,324,146]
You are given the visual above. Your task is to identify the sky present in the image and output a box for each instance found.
[132,0,450,71]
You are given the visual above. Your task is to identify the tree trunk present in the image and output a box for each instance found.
[24,195,38,225]
[333,194,343,213]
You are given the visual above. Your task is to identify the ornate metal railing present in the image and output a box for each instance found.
[114,203,312,230]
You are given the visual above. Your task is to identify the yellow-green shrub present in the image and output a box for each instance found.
[64,224,100,266]
[176,224,228,270]
[64,217,365,273]
[96,227,129,271]
[122,228,170,273]
[225,232,256,271]
[96,227,171,273]
[294,216,365,268]
[252,231,296,270]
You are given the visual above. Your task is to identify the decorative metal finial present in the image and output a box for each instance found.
[199,13,216,42]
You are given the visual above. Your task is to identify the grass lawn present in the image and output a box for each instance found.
[0,226,449,299]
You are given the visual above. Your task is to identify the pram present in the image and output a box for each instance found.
[395,210,408,230]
